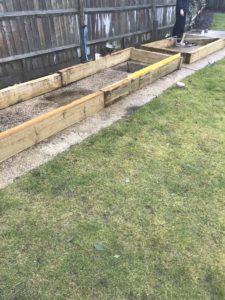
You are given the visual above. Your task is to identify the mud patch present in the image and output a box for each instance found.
[44,87,93,106]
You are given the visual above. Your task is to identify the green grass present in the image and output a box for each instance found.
[212,13,225,30]
[1,60,225,300]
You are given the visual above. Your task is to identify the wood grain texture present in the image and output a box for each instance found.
[0,0,179,89]
[101,78,132,106]
[131,48,170,64]
[187,39,225,64]
[138,56,181,88]
[60,48,131,86]
[0,73,62,109]
[0,47,182,162]
[59,58,107,86]
[0,91,104,163]
[142,38,225,64]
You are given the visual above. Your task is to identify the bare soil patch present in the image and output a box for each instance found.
[0,60,152,133]
[0,68,128,132]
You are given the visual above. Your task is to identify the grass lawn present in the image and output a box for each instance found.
[212,12,225,30]
[1,59,225,299]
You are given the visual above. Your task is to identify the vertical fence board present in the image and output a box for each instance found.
[0,0,202,89]
[207,0,225,10]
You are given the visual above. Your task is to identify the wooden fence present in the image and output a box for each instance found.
[207,0,225,10]
[0,0,178,89]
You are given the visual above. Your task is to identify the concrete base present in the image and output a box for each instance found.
[1,47,225,190]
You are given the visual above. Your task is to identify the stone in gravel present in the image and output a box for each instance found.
[176,82,186,88]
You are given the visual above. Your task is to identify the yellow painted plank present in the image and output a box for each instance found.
[139,57,181,88]
[129,54,181,80]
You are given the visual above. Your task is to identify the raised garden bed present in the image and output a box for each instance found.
[0,48,182,163]
[141,36,225,64]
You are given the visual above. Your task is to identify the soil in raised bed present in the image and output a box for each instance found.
[169,44,202,53]
[0,60,153,132]
[0,68,128,132]
[0,87,93,133]
[73,68,128,91]
[112,60,149,73]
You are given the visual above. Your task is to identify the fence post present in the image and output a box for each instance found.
[152,0,158,41]
[78,0,86,62]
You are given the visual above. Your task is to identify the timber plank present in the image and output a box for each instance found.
[139,57,181,88]
[128,54,181,89]
[0,91,104,163]
[142,38,225,64]
[130,77,140,93]
[131,48,170,64]
[105,48,131,68]
[60,48,131,86]
[187,39,225,64]
[59,58,107,86]
[0,73,62,110]
[184,35,218,46]
[0,126,37,164]
[0,49,183,163]
[101,78,131,106]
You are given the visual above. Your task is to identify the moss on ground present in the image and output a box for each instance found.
[0,60,225,299]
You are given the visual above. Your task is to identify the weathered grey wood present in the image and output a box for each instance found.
[0,9,79,18]
[84,4,153,13]
[87,30,151,46]
[78,0,85,62]
[0,43,80,64]
[0,0,200,89]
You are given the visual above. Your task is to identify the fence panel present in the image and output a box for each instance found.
[0,0,197,89]
[207,0,225,10]
[0,0,80,88]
